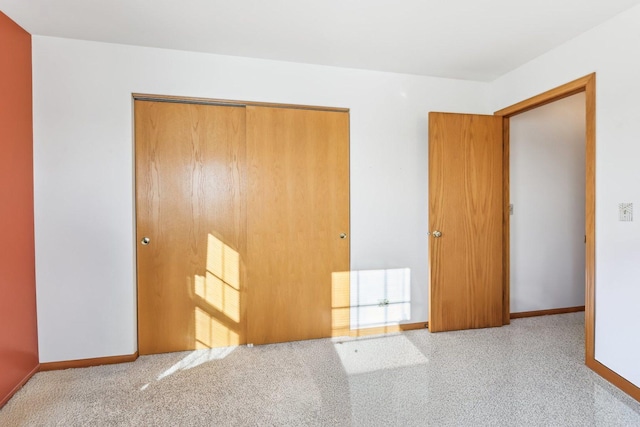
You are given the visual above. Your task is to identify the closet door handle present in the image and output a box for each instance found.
[339,233,347,239]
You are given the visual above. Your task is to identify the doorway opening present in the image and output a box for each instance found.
[508,93,586,317]
[494,73,595,363]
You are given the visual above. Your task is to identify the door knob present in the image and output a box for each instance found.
[141,237,151,245]
[432,231,442,238]
[339,233,347,239]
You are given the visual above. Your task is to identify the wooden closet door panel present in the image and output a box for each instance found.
[135,100,246,355]
[246,106,350,345]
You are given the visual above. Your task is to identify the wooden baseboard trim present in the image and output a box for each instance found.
[398,322,429,331]
[39,352,139,372]
[338,322,428,338]
[587,358,640,403]
[0,363,40,408]
[510,306,585,319]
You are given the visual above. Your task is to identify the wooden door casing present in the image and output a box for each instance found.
[428,112,503,332]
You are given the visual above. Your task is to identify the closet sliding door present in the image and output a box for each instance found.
[135,100,349,354]
[246,106,350,345]
[135,101,247,355]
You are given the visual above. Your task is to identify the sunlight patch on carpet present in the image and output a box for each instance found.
[334,334,427,375]
[157,347,236,381]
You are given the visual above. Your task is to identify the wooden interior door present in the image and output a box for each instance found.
[246,106,350,345]
[428,112,503,332]
[135,100,246,355]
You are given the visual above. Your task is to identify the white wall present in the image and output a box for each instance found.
[510,93,586,313]
[32,36,490,362]
[491,5,640,387]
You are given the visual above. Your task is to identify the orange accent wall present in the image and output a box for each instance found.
[0,11,39,407]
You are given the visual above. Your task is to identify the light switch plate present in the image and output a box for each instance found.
[619,203,633,221]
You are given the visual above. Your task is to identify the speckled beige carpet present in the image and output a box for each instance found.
[2,313,640,426]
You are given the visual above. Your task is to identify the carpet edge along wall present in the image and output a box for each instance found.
[0,11,39,408]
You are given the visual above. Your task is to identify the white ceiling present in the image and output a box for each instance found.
[2,0,639,81]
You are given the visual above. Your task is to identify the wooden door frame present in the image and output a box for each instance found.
[496,73,640,402]
[494,73,595,359]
